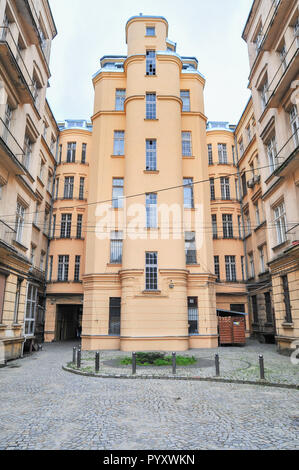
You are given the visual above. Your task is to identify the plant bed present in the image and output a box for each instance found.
[120,352,197,367]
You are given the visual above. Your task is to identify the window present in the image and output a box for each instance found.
[81,143,87,163]
[146,193,157,228]
[109,298,121,336]
[282,275,292,323]
[110,231,123,264]
[60,214,72,239]
[289,105,299,147]
[238,215,243,239]
[235,179,239,201]
[15,202,25,243]
[146,26,155,36]
[55,177,59,199]
[239,139,244,157]
[180,91,190,111]
[51,214,56,238]
[146,139,157,171]
[48,256,53,282]
[3,103,13,142]
[274,202,287,245]
[255,203,261,226]
[74,255,81,282]
[279,44,287,72]
[214,256,220,282]
[182,132,192,157]
[225,256,236,282]
[1,13,9,41]
[76,214,83,239]
[146,50,156,75]
[265,292,273,324]
[23,136,32,170]
[183,178,194,208]
[24,284,38,336]
[43,210,49,234]
[146,93,156,119]
[223,214,233,239]
[145,252,158,291]
[67,142,76,162]
[246,125,252,143]
[112,178,124,209]
[218,144,228,164]
[210,178,215,201]
[188,297,198,335]
[47,172,52,193]
[34,202,40,227]
[267,135,278,173]
[64,177,74,199]
[241,256,246,281]
[241,173,247,197]
[58,255,69,282]
[185,232,197,265]
[50,137,56,154]
[208,144,213,165]
[251,295,259,323]
[249,253,255,279]
[13,278,22,324]
[254,26,263,55]
[30,245,35,265]
[79,177,85,200]
[259,247,265,273]
[39,159,45,181]
[32,77,40,107]
[232,146,236,165]
[212,214,218,239]
[261,79,268,112]
[115,89,126,111]
[221,177,230,200]
[58,144,62,164]
[245,213,251,236]
[113,131,125,155]
[40,252,45,271]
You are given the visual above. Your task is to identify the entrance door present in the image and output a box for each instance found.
[55,305,80,341]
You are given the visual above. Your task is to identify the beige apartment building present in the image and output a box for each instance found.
[242,0,299,353]
[0,0,58,361]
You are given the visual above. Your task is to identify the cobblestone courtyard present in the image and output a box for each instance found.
[0,341,298,450]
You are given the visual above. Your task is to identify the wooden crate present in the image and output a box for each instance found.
[219,316,246,345]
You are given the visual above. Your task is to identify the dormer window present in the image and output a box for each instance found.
[146,26,155,36]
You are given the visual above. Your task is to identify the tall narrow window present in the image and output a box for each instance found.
[223,214,233,239]
[40,251,45,271]
[188,297,198,335]
[282,275,292,323]
[115,89,126,111]
[261,79,268,112]
[232,146,236,165]
[74,255,81,282]
[252,295,258,323]
[55,177,59,199]
[259,247,265,273]
[146,93,156,119]
[146,139,157,171]
[13,278,22,324]
[267,135,277,173]
[23,136,32,170]
[249,253,255,279]
[51,214,56,238]
[255,203,261,226]
[109,298,121,336]
[145,252,158,291]
[180,90,190,111]
[274,203,287,245]
[76,214,83,239]
[81,143,87,163]
[265,292,273,324]
[64,177,74,199]
[210,178,215,201]
[112,178,124,209]
[24,284,38,336]
[3,103,13,143]
[15,202,25,244]
[238,215,243,239]
[208,144,213,165]
[58,255,69,282]
[235,179,239,201]
[113,131,125,155]
[146,50,156,75]
[183,178,194,208]
[182,132,192,157]
[289,105,299,147]
[241,173,247,197]
[212,214,218,239]
[58,144,62,164]
[214,256,220,282]
[185,232,197,265]
[225,256,236,282]
[218,144,228,164]
[146,193,157,228]
[67,142,76,162]
[48,256,53,282]
[0,273,6,324]
[60,214,72,239]
[110,231,123,264]
[79,177,85,200]
[241,256,246,281]
[221,177,230,200]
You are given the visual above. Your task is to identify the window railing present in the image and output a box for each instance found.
[0,117,25,166]
[274,128,299,170]
[286,223,299,247]
[0,219,16,246]
[0,26,34,97]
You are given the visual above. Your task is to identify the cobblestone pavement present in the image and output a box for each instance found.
[75,339,299,385]
[0,341,298,450]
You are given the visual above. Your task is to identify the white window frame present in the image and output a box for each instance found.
[274,203,287,245]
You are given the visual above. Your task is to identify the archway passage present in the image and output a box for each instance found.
[55,305,82,342]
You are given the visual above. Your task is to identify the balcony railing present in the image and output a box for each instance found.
[286,223,299,247]
[0,219,16,246]
[0,26,34,98]
[0,117,25,167]
[274,129,299,171]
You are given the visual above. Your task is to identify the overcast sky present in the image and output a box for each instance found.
[47,0,253,125]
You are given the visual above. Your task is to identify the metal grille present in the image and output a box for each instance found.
[183,178,194,208]
[146,139,157,170]
[110,231,123,264]
[185,232,197,264]
[60,214,72,238]
[145,252,158,291]
[146,194,157,228]
[225,256,236,282]
[188,297,198,335]
[109,298,121,336]
[180,90,190,111]
[67,142,76,162]
[182,132,192,156]
[113,131,125,155]
[223,214,233,239]
[146,93,156,119]
[112,178,124,208]
[146,50,156,75]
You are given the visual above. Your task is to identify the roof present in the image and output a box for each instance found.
[217,309,248,316]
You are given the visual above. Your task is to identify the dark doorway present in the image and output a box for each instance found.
[55,305,82,341]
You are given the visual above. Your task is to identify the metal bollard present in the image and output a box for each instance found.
[95,352,100,373]
[215,354,220,377]
[172,352,177,375]
[77,348,81,369]
[73,347,77,364]
[132,352,137,375]
[259,355,265,380]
